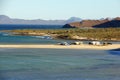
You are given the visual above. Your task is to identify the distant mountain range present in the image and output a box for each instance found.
[63,17,120,28]
[1,15,120,28]
[0,15,82,25]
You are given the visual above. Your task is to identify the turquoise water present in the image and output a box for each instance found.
[0,48,120,80]
[0,32,84,44]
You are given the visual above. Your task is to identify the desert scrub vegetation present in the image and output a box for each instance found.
[9,28,120,41]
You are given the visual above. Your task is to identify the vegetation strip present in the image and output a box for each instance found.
[8,28,120,41]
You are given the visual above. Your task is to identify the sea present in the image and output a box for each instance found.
[0,25,120,80]
[0,24,62,30]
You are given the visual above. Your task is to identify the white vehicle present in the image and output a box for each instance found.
[89,41,101,46]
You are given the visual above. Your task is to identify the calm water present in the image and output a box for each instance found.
[0,48,120,80]
[0,25,62,30]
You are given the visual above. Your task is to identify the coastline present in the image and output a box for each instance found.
[0,44,120,50]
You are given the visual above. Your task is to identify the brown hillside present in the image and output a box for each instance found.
[63,17,120,28]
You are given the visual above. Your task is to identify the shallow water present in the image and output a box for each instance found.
[0,48,120,80]
[0,32,87,44]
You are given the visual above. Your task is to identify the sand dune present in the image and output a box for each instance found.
[0,44,120,50]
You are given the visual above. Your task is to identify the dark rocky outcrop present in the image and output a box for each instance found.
[63,17,120,28]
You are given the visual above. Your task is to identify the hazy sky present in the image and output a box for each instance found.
[0,0,120,20]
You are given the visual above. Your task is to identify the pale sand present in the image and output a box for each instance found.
[0,44,120,50]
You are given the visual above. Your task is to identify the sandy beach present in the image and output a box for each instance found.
[0,44,120,50]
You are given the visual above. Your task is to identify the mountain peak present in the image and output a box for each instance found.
[0,15,83,25]
[0,15,10,19]
[66,17,82,23]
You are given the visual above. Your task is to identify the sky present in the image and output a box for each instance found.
[0,0,120,20]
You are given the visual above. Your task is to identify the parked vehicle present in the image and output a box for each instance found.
[71,41,83,45]
[89,41,101,46]
[58,42,70,46]
[103,42,112,45]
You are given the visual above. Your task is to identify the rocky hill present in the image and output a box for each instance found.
[63,17,120,28]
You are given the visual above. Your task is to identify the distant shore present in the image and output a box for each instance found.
[0,44,120,50]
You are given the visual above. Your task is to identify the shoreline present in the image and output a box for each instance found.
[0,44,120,50]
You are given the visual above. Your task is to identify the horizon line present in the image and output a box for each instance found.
[0,14,120,20]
